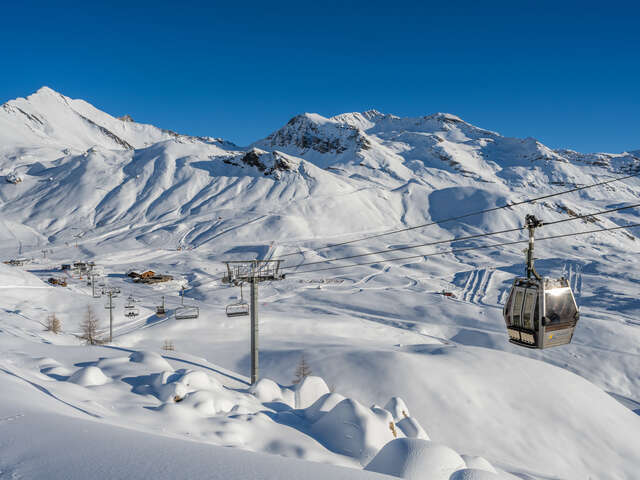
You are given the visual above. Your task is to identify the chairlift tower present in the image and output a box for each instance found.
[90,272,102,298]
[223,260,285,385]
[103,286,120,342]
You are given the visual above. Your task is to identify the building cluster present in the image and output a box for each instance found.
[127,270,173,284]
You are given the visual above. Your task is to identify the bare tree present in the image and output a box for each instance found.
[43,313,62,334]
[79,306,103,345]
[293,354,312,384]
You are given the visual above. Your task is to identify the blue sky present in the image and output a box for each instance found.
[1,1,638,152]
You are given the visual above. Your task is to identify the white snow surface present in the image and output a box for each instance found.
[1,87,639,479]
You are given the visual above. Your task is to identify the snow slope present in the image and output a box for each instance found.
[1,87,639,479]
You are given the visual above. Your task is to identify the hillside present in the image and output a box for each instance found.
[0,87,639,479]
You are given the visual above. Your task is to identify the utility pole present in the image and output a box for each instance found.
[223,260,285,385]
[250,277,259,383]
[104,287,119,342]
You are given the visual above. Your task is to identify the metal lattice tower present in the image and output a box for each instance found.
[103,287,120,342]
[223,260,285,385]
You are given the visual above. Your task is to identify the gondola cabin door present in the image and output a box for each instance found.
[504,281,539,347]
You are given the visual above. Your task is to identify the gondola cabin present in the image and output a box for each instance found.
[503,276,579,349]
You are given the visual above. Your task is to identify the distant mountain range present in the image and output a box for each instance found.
[0,86,638,253]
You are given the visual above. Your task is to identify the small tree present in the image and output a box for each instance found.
[79,306,102,345]
[43,313,62,334]
[293,354,312,384]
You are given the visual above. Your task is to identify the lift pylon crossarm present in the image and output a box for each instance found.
[223,260,285,285]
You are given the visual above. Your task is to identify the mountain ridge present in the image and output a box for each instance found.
[0,86,638,249]
[4,87,639,158]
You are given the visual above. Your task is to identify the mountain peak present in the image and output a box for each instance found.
[0,87,181,151]
[425,112,464,123]
[35,86,59,95]
[28,86,67,102]
[286,112,334,127]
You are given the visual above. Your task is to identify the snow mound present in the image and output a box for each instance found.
[396,416,429,440]
[364,439,466,480]
[295,376,330,409]
[177,389,237,416]
[148,368,256,415]
[461,455,497,473]
[68,366,110,386]
[129,351,173,371]
[178,370,223,391]
[385,396,410,422]
[450,469,502,480]
[151,369,221,402]
[152,371,188,402]
[311,398,396,464]
[304,392,346,422]
[250,378,283,403]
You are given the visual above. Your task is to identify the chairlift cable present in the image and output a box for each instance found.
[281,203,640,270]
[274,171,640,259]
[287,221,640,275]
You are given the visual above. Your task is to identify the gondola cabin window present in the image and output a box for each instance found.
[522,290,536,330]
[511,289,524,327]
[544,288,578,325]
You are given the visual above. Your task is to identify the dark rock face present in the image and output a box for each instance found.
[264,152,294,177]
[240,150,267,171]
[233,149,298,178]
[264,114,369,154]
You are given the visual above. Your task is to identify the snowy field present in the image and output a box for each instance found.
[1,88,639,479]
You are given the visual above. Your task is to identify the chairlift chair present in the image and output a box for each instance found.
[124,294,139,318]
[226,282,249,317]
[175,305,199,320]
[156,296,166,317]
[503,215,579,349]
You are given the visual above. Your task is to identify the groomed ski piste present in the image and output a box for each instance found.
[1,87,639,479]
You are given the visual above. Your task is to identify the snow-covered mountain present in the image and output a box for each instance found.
[2,87,638,246]
[1,87,639,480]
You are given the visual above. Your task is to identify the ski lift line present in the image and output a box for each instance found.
[281,203,640,270]
[287,222,640,275]
[273,171,640,259]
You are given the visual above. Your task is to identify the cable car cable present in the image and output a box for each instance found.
[281,202,640,270]
[273,171,640,260]
[287,221,640,275]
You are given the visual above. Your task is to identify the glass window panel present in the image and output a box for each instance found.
[522,290,536,330]
[545,288,577,324]
[512,290,524,327]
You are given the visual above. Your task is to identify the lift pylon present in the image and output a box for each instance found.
[222,260,285,384]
